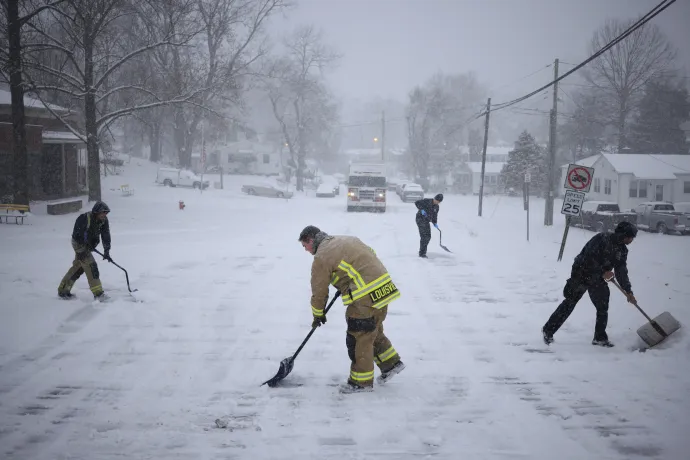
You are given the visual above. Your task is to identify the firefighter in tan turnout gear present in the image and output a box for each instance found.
[298,225,405,394]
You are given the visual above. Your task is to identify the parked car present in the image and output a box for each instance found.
[396,180,413,197]
[572,201,637,233]
[156,167,209,189]
[316,183,337,198]
[401,183,425,203]
[673,202,690,214]
[320,179,340,196]
[634,202,688,234]
[241,183,293,199]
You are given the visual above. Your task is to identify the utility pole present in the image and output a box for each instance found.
[544,58,559,226]
[381,110,386,162]
[478,98,491,217]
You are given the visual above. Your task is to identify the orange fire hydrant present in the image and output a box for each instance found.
[179,200,185,210]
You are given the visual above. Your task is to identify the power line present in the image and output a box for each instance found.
[477,0,677,118]
[492,63,553,93]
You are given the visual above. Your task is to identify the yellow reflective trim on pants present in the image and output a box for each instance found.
[338,261,364,289]
[90,284,102,293]
[311,306,324,316]
[347,273,392,303]
[350,370,374,382]
[372,290,401,309]
[374,346,398,364]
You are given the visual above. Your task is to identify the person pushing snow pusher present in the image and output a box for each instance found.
[57,201,113,301]
[415,194,443,258]
[542,221,638,347]
[298,225,405,394]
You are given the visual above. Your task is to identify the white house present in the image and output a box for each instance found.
[217,140,283,176]
[449,161,505,195]
[559,154,690,211]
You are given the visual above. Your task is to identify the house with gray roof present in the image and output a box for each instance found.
[559,153,690,211]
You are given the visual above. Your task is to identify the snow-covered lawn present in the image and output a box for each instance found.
[1,159,689,459]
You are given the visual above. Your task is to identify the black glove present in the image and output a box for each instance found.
[103,249,112,262]
[312,315,327,328]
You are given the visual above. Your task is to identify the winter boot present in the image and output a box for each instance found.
[592,339,614,347]
[419,254,428,259]
[338,381,374,394]
[94,292,111,302]
[377,361,405,384]
[58,291,75,299]
[542,328,554,345]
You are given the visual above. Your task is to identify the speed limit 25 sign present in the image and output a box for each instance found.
[561,189,586,217]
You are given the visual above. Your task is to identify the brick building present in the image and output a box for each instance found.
[0,89,86,201]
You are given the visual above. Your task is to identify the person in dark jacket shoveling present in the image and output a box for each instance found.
[542,221,638,347]
[414,194,443,258]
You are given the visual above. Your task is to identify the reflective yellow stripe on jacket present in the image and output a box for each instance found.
[339,261,400,309]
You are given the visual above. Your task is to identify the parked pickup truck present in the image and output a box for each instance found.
[634,202,688,234]
[573,201,637,233]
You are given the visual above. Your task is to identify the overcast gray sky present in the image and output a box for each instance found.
[270,0,690,105]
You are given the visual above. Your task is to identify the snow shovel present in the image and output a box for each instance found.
[92,248,138,293]
[436,226,452,253]
[261,291,341,388]
[610,279,681,347]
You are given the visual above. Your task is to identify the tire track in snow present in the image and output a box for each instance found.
[0,300,110,398]
[402,221,620,458]
[446,226,665,459]
[1,253,273,458]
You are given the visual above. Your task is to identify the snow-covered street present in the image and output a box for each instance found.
[1,161,689,460]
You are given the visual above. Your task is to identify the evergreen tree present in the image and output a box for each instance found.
[500,131,548,190]
[627,79,690,154]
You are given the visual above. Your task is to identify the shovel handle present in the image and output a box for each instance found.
[291,290,341,361]
[609,279,660,327]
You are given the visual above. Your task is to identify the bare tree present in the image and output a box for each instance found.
[558,90,608,161]
[264,25,340,191]
[584,17,677,151]
[166,0,287,168]
[14,0,208,200]
[405,72,486,181]
[0,0,64,205]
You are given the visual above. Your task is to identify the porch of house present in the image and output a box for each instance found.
[30,131,86,201]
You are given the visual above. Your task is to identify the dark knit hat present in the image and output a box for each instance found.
[614,221,638,238]
[434,193,444,202]
[298,225,321,241]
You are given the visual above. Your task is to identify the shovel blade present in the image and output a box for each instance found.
[261,357,295,387]
[439,244,452,253]
[636,311,682,347]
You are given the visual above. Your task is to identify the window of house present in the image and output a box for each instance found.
[262,154,270,164]
[685,181,690,194]
[630,180,649,198]
[604,179,611,195]
[594,178,600,193]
